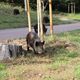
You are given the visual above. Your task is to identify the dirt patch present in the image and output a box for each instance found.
[48,40,77,52]
[0,39,27,50]
[0,39,76,51]
[0,39,77,61]
[0,39,78,80]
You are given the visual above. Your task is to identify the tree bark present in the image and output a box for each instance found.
[37,0,40,37]
[0,44,22,60]
[27,0,31,32]
[49,0,53,35]
[39,0,44,42]
[24,0,27,13]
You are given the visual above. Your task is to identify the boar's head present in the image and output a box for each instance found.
[34,41,45,54]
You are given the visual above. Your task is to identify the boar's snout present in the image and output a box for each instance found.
[35,41,45,54]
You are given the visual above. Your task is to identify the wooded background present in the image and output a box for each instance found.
[0,0,80,13]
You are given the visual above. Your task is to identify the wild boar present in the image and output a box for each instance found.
[26,32,45,54]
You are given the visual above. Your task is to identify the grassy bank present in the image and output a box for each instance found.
[0,2,37,29]
[0,2,80,29]
[0,29,80,80]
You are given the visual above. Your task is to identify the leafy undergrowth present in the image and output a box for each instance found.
[0,2,37,29]
[0,29,80,80]
[0,2,80,29]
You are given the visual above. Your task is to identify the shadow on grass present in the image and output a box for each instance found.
[0,40,78,66]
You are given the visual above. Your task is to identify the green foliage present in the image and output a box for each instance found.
[0,2,36,29]
[0,2,80,29]
[0,0,80,12]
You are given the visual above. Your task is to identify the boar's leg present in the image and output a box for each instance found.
[27,45,29,51]
[33,49,36,54]
[26,40,30,51]
[32,46,37,54]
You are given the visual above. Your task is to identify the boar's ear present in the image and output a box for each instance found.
[35,41,39,46]
[41,41,45,45]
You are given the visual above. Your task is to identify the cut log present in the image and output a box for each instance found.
[0,44,22,60]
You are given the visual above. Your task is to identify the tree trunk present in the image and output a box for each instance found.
[24,0,27,13]
[68,4,70,13]
[71,3,73,13]
[49,0,53,35]
[74,3,75,14]
[26,0,31,32]
[39,0,44,42]
[37,0,40,37]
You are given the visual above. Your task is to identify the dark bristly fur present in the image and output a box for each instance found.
[26,32,45,54]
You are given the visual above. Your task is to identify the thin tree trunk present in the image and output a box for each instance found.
[74,3,75,14]
[24,0,27,13]
[37,0,40,37]
[68,4,70,13]
[49,0,53,35]
[71,3,73,13]
[27,0,31,32]
[39,0,44,42]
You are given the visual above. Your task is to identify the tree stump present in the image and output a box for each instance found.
[0,43,22,60]
[0,44,10,60]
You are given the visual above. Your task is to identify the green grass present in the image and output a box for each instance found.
[0,2,80,80]
[0,29,79,80]
[0,2,37,29]
[75,64,80,80]
[43,76,54,80]
[0,2,80,29]
[0,64,7,80]
[57,29,80,44]
[0,2,80,79]
[67,13,80,21]
[0,64,6,70]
